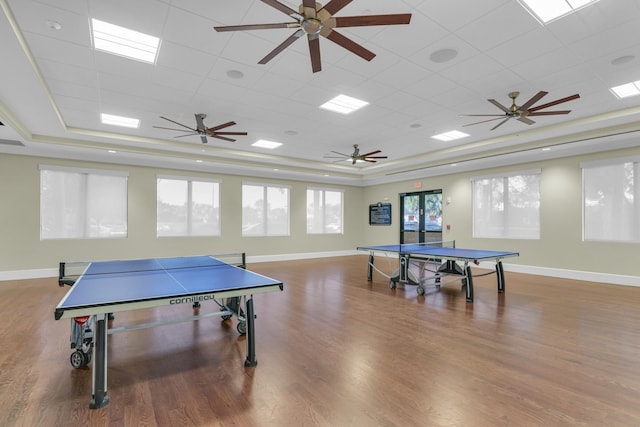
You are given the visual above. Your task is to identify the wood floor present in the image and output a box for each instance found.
[2,255,640,426]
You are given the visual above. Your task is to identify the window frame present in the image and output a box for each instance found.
[156,175,221,238]
[242,182,291,237]
[581,157,640,243]
[306,186,345,234]
[471,169,541,240]
[39,164,129,240]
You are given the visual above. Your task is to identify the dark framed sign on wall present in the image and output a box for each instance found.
[369,203,392,226]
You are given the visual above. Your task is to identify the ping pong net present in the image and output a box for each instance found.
[58,253,246,287]
[396,239,455,251]
[364,240,455,254]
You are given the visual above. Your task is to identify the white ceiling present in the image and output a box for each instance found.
[1,0,640,186]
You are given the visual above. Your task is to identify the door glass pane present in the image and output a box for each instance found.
[424,193,442,232]
[403,195,420,243]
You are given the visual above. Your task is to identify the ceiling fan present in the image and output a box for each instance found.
[461,91,580,131]
[324,144,388,164]
[213,0,412,73]
[153,114,247,144]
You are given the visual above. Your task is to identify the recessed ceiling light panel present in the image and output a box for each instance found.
[252,139,282,149]
[101,113,140,128]
[91,19,160,64]
[610,81,640,99]
[320,94,369,114]
[432,130,469,141]
[518,0,599,24]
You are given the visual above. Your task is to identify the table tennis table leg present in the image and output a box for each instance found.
[90,313,110,409]
[244,297,257,367]
[496,260,506,293]
[464,264,474,303]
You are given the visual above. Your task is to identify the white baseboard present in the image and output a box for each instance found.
[247,250,356,263]
[496,263,640,287]
[1,251,638,288]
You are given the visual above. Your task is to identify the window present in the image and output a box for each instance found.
[582,158,639,242]
[242,183,290,236]
[157,176,220,237]
[472,169,541,239]
[40,165,128,239]
[307,187,344,234]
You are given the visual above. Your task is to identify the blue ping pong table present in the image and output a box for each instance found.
[357,242,518,302]
[55,254,283,409]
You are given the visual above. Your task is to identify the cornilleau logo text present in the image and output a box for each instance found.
[169,294,216,305]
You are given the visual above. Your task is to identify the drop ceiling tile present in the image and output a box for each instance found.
[453,0,540,51]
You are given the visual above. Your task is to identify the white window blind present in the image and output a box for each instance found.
[307,187,344,234]
[471,169,540,239]
[157,176,220,237]
[242,183,290,236]
[582,158,639,242]
[40,165,128,239]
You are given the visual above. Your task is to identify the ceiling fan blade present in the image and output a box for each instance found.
[364,156,387,159]
[526,110,571,116]
[212,131,248,136]
[359,150,381,157]
[260,0,301,18]
[324,30,375,61]
[321,0,353,15]
[159,116,195,131]
[258,29,305,64]
[335,14,412,27]
[459,114,505,117]
[462,117,505,127]
[211,135,236,142]
[207,121,236,131]
[308,36,322,72]
[200,135,208,144]
[153,125,194,132]
[330,151,350,157]
[363,159,377,163]
[214,23,295,32]
[488,99,511,113]
[517,116,535,125]
[519,91,548,111]
[527,94,580,112]
[490,118,510,131]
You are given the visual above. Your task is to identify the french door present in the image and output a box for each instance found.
[400,190,443,244]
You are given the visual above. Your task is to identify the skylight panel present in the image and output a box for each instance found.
[610,81,640,99]
[432,130,469,142]
[91,19,160,64]
[518,0,599,24]
[320,94,369,114]
[101,113,140,128]
[252,140,283,149]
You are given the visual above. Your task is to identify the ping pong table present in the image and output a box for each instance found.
[357,241,518,302]
[55,253,283,409]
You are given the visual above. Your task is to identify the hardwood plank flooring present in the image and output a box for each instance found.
[1,255,640,426]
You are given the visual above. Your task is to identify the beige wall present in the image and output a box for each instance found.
[1,145,639,277]
[0,154,363,271]
[361,146,640,277]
